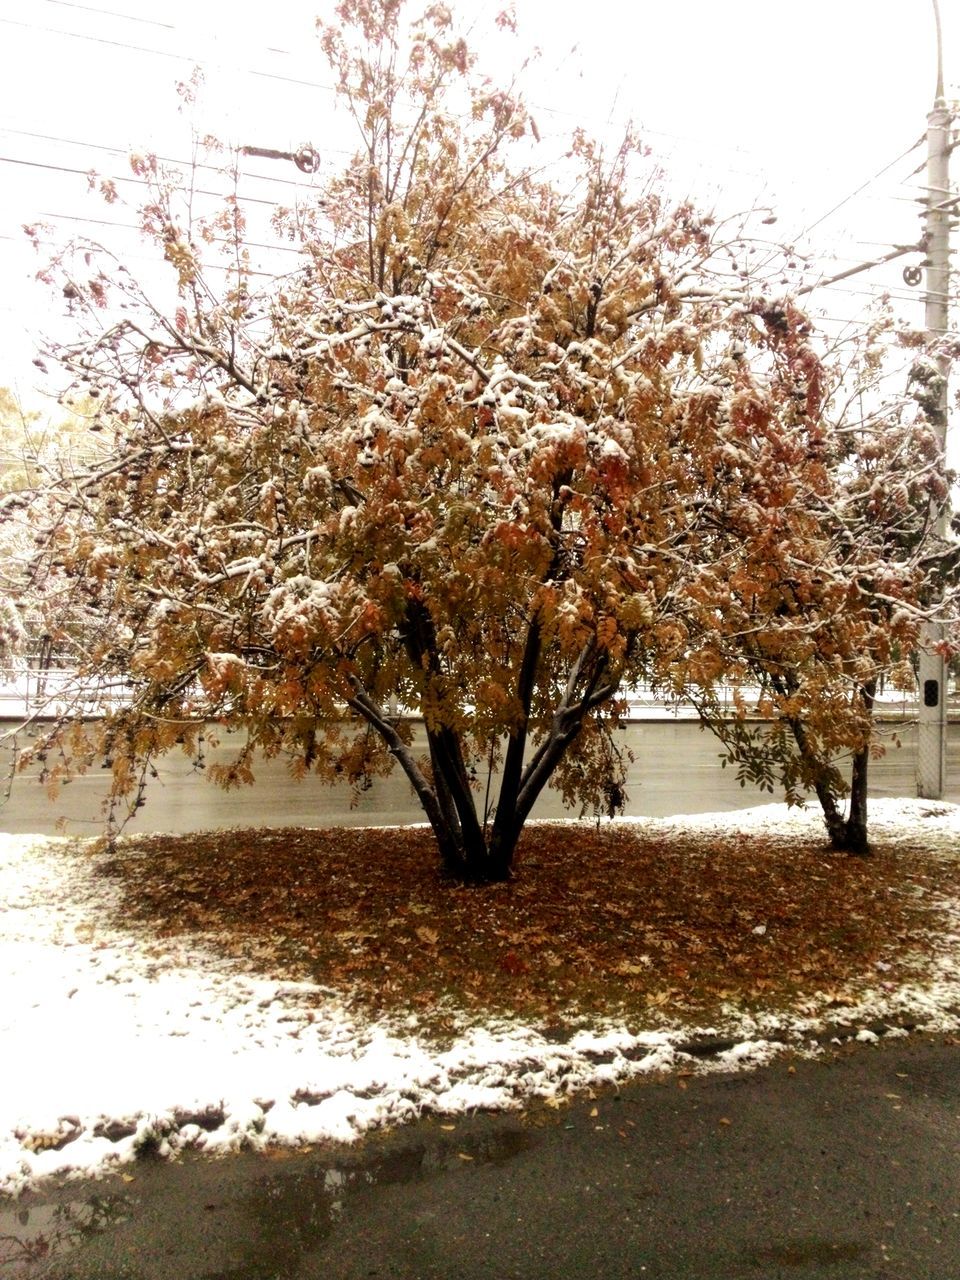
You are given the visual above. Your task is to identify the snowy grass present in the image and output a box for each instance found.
[2,798,959,1197]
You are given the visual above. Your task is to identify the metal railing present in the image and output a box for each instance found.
[0,665,131,718]
[1,667,957,722]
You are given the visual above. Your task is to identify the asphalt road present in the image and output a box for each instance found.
[5,1034,960,1280]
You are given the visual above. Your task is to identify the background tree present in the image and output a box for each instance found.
[0,389,37,661]
[684,311,957,853]
[4,0,954,878]
[0,390,122,717]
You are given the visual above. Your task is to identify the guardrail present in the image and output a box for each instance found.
[0,668,957,722]
[621,686,960,721]
[0,666,132,718]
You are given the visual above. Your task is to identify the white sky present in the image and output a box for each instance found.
[0,0,956,412]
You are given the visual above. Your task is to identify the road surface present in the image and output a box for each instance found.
[4,1034,960,1279]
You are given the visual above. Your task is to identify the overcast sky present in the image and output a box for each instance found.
[0,0,956,410]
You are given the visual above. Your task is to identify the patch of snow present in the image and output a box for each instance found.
[2,800,960,1196]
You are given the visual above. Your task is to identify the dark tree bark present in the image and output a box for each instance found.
[780,677,876,856]
[384,583,615,882]
[840,680,876,856]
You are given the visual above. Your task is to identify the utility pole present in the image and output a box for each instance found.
[916,0,953,798]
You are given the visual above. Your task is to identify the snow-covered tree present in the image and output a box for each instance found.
[1,391,109,673]
[4,0,955,876]
[0,390,43,665]
[687,313,957,853]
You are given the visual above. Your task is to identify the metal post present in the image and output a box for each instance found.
[916,0,952,798]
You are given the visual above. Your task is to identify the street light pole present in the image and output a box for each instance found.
[916,0,952,798]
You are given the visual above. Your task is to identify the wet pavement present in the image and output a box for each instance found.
[4,1033,960,1279]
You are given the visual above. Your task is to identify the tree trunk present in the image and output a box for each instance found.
[779,709,847,848]
[840,742,871,855]
[772,664,877,856]
[798,679,875,856]
[347,648,614,884]
[812,773,850,850]
[837,679,876,856]
[492,619,542,849]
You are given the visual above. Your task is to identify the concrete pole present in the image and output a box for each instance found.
[916,0,951,799]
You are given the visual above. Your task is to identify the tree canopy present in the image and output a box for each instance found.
[3,0,956,878]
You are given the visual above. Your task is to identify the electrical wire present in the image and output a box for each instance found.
[0,127,341,187]
[0,232,280,279]
[11,8,931,238]
[42,0,174,29]
[0,16,191,63]
[41,0,307,57]
[792,136,926,242]
[1,154,939,316]
[0,16,337,94]
[2,13,952,345]
[0,154,304,208]
[13,8,918,195]
[32,208,310,256]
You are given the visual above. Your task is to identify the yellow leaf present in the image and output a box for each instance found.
[416,925,439,946]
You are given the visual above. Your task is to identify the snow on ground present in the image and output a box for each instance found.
[1,799,959,1197]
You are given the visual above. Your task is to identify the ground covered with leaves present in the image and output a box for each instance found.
[92,818,960,1037]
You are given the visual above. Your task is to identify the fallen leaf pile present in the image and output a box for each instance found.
[94,821,960,1036]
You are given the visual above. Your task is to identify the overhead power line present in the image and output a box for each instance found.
[0,16,337,94]
[0,154,302,208]
[4,7,950,338]
[0,232,282,280]
[13,8,909,196]
[9,134,915,274]
[793,136,926,242]
[42,0,303,57]
[32,208,309,256]
[0,16,190,63]
[0,127,340,186]
[42,0,174,29]
[13,7,926,225]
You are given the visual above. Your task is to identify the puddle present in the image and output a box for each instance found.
[0,1192,134,1276]
[0,1125,536,1279]
[745,1238,868,1268]
[258,1123,536,1234]
[230,1123,539,1277]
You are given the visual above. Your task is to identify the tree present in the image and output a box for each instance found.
[686,312,957,849]
[5,0,954,877]
[0,391,109,676]
[0,389,59,671]
[674,311,959,854]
